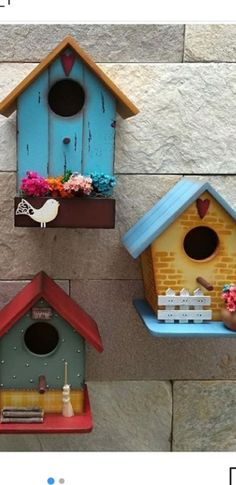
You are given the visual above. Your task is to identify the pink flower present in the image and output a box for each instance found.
[63,173,92,196]
[20,171,49,197]
[221,284,236,312]
[227,301,236,312]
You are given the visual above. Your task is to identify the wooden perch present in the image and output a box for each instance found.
[196,277,214,291]
[38,375,46,394]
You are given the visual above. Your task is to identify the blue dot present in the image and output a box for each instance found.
[47,479,55,485]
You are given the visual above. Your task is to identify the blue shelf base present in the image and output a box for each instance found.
[134,299,236,338]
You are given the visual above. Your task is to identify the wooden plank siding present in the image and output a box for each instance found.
[48,51,84,175]
[17,49,116,187]
[82,66,116,175]
[17,70,49,184]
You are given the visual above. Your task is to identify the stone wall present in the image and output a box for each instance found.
[0,24,236,451]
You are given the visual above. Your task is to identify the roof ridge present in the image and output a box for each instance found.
[0,35,139,119]
[0,272,103,352]
[123,178,236,259]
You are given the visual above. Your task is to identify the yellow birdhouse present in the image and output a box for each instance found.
[123,178,236,337]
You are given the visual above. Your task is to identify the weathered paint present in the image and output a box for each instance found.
[17,47,116,185]
[48,50,84,175]
[0,298,85,389]
[17,70,49,184]
[83,65,116,175]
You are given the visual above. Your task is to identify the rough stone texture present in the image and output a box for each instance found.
[0,381,172,451]
[117,174,236,233]
[71,279,236,381]
[0,280,69,309]
[0,433,44,452]
[0,63,35,100]
[107,63,236,174]
[0,25,184,62]
[184,25,236,62]
[3,63,236,174]
[173,381,236,451]
[0,116,16,172]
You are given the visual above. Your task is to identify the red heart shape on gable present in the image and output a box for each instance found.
[61,53,76,76]
[196,198,210,219]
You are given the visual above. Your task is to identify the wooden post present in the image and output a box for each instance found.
[196,276,213,291]
[179,288,190,323]
[165,288,175,323]
[38,375,46,394]
[193,288,204,323]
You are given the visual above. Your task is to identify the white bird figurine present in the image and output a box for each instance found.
[16,198,60,228]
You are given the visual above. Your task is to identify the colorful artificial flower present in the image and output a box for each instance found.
[221,284,236,312]
[20,169,115,198]
[63,173,93,196]
[90,172,116,196]
[46,176,71,198]
[20,171,49,197]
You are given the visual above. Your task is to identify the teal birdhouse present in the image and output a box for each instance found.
[0,272,103,433]
[0,36,138,228]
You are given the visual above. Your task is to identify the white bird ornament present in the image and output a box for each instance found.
[16,198,60,228]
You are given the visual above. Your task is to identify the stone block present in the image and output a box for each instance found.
[184,25,236,62]
[0,279,69,309]
[0,25,184,62]
[116,174,181,232]
[0,64,35,101]
[0,434,43,451]
[173,381,236,451]
[31,381,172,451]
[106,63,236,174]
[0,116,16,172]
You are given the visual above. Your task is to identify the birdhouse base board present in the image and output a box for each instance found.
[0,385,93,433]
[134,299,236,338]
[14,197,115,228]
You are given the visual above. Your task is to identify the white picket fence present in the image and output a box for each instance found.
[157,288,212,323]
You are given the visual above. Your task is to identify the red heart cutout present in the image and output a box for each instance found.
[196,198,210,219]
[61,52,76,76]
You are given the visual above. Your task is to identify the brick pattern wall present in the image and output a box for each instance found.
[150,192,236,320]
[152,250,182,294]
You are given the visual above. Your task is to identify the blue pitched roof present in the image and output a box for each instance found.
[122,178,236,259]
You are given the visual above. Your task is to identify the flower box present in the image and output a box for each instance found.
[14,196,115,228]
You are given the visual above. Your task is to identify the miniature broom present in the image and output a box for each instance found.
[62,362,74,417]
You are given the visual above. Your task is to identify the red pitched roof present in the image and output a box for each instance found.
[0,271,103,352]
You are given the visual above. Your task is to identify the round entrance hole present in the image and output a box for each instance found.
[48,79,85,117]
[24,322,59,355]
[183,226,219,261]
